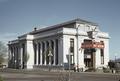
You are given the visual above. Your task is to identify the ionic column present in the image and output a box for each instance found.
[53,40,56,65]
[40,42,43,65]
[20,47,22,68]
[14,47,17,67]
[44,41,47,65]
[20,45,23,69]
[48,40,53,65]
[13,47,15,67]
[36,43,39,65]
[14,46,15,64]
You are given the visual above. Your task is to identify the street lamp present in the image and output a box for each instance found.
[114,53,117,62]
[114,53,117,72]
[48,50,53,71]
[68,52,72,81]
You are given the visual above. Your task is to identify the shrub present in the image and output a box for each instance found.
[0,76,3,81]
[103,67,111,73]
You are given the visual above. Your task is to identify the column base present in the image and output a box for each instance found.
[26,65,33,69]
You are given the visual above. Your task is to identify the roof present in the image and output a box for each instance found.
[19,18,98,37]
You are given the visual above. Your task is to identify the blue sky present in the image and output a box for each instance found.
[0,0,120,59]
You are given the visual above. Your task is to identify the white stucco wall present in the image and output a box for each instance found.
[62,28,88,69]
[58,37,63,66]
[78,36,85,68]
[26,35,34,69]
[102,39,109,67]
[95,49,101,68]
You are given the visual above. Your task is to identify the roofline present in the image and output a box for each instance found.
[29,18,98,34]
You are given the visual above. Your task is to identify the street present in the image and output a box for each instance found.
[0,71,120,81]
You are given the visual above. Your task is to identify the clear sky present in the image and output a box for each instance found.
[0,0,120,60]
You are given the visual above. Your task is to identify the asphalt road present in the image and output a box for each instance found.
[0,71,120,81]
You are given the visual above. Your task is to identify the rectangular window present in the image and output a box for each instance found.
[70,38,74,64]
[56,39,58,65]
[42,42,45,64]
[34,44,37,64]
[70,39,74,53]
[38,43,41,64]
[22,44,25,69]
[100,49,104,64]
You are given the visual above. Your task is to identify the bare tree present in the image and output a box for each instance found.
[0,41,7,66]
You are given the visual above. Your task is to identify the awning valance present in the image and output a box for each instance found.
[81,41,104,49]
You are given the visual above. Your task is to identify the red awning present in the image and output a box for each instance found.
[81,41,104,49]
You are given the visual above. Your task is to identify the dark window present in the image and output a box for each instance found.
[56,39,58,65]
[34,44,37,64]
[22,44,25,69]
[70,38,74,53]
[84,39,92,43]
[101,49,104,64]
[38,43,41,64]
[42,42,45,64]
[46,41,49,64]
[70,38,74,64]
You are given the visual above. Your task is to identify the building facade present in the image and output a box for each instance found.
[8,18,110,70]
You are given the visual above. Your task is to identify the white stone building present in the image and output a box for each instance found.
[8,18,110,70]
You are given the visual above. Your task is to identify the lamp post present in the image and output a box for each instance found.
[115,55,116,64]
[114,53,117,62]
[114,53,117,73]
[48,50,53,71]
[68,52,73,81]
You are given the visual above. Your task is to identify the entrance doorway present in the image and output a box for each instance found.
[81,39,104,69]
[84,48,96,68]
